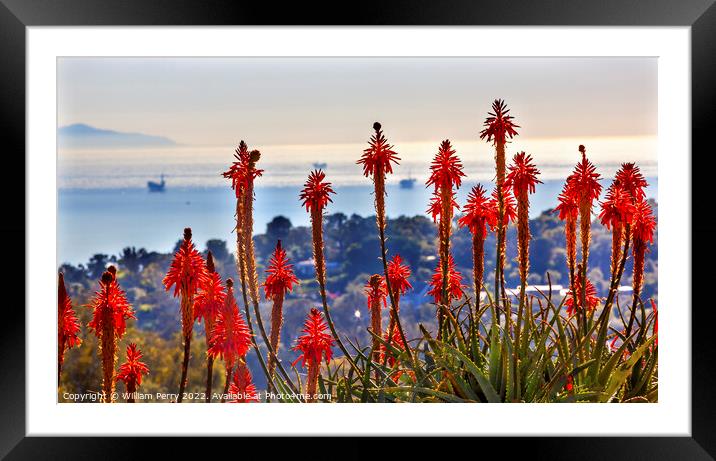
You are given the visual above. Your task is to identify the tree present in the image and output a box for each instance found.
[266,216,292,241]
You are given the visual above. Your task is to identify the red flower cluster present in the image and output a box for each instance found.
[208,280,252,369]
[458,185,498,235]
[426,140,465,191]
[555,183,579,221]
[116,343,150,388]
[299,169,335,213]
[365,274,387,311]
[479,99,520,145]
[564,274,600,316]
[263,240,299,300]
[427,255,465,304]
[566,145,602,205]
[599,185,636,231]
[228,361,259,403]
[491,185,517,228]
[58,273,81,357]
[193,258,226,327]
[221,141,264,197]
[506,152,542,196]
[386,254,412,296]
[632,199,657,244]
[426,191,460,223]
[163,228,208,298]
[292,308,335,368]
[614,162,648,202]
[357,122,400,177]
[88,271,135,339]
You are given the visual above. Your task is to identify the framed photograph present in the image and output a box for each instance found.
[5,0,714,456]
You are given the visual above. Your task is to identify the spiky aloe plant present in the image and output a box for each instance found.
[163,228,207,402]
[88,267,135,403]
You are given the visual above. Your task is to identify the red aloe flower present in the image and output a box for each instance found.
[479,99,520,145]
[554,182,579,290]
[163,227,208,402]
[208,279,252,371]
[386,255,412,298]
[357,122,400,177]
[88,268,135,402]
[506,152,542,196]
[263,240,299,300]
[426,140,466,191]
[116,343,150,402]
[427,255,465,305]
[300,169,335,213]
[58,273,81,385]
[222,141,264,198]
[193,253,226,330]
[614,162,648,202]
[228,360,260,403]
[564,272,600,316]
[365,274,387,361]
[631,199,656,299]
[385,254,411,341]
[506,152,542,288]
[599,184,636,277]
[567,145,603,206]
[193,251,226,402]
[164,228,209,299]
[459,185,498,235]
[263,240,299,378]
[458,185,498,304]
[490,185,517,227]
[426,190,460,223]
[293,308,335,402]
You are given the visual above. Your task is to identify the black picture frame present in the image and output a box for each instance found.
[2,0,713,458]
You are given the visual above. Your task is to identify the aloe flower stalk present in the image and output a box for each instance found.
[193,251,226,402]
[599,183,636,280]
[506,152,542,306]
[357,122,414,361]
[208,278,252,402]
[116,343,150,403]
[458,185,498,310]
[385,255,412,341]
[567,145,602,310]
[222,141,282,393]
[58,272,81,386]
[480,99,519,320]
[292,308,334,402]
[365,274,387,361]
[88,267,135,403]
[163,227,208,402]
[564,266,600,316]
[427,254,465,306]
[426,140,465,337]
[626,199,656,337]
[490,184,517,298]
[228,359,259,403]
[300,170,358,371]
[555,183,579,294]
[263,240,299,379]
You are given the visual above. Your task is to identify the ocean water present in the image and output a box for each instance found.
[57,179,657,265]
[57,137,657,264]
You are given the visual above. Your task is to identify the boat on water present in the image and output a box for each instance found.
[147,174,166,192]
[399,177,416,189]
[313,162,327,169]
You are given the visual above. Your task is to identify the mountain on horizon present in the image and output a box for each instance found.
[58,123,177,149]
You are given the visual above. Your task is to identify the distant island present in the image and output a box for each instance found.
[58,123,177,149]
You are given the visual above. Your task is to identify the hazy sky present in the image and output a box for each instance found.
[57,57,657,146]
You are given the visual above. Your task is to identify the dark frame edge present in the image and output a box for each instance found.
[0,0,27,459]
[2,0,714,459]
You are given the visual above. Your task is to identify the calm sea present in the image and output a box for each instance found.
[57,179,657,265]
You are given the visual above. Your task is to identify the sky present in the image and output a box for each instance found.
[57,57,657,147]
